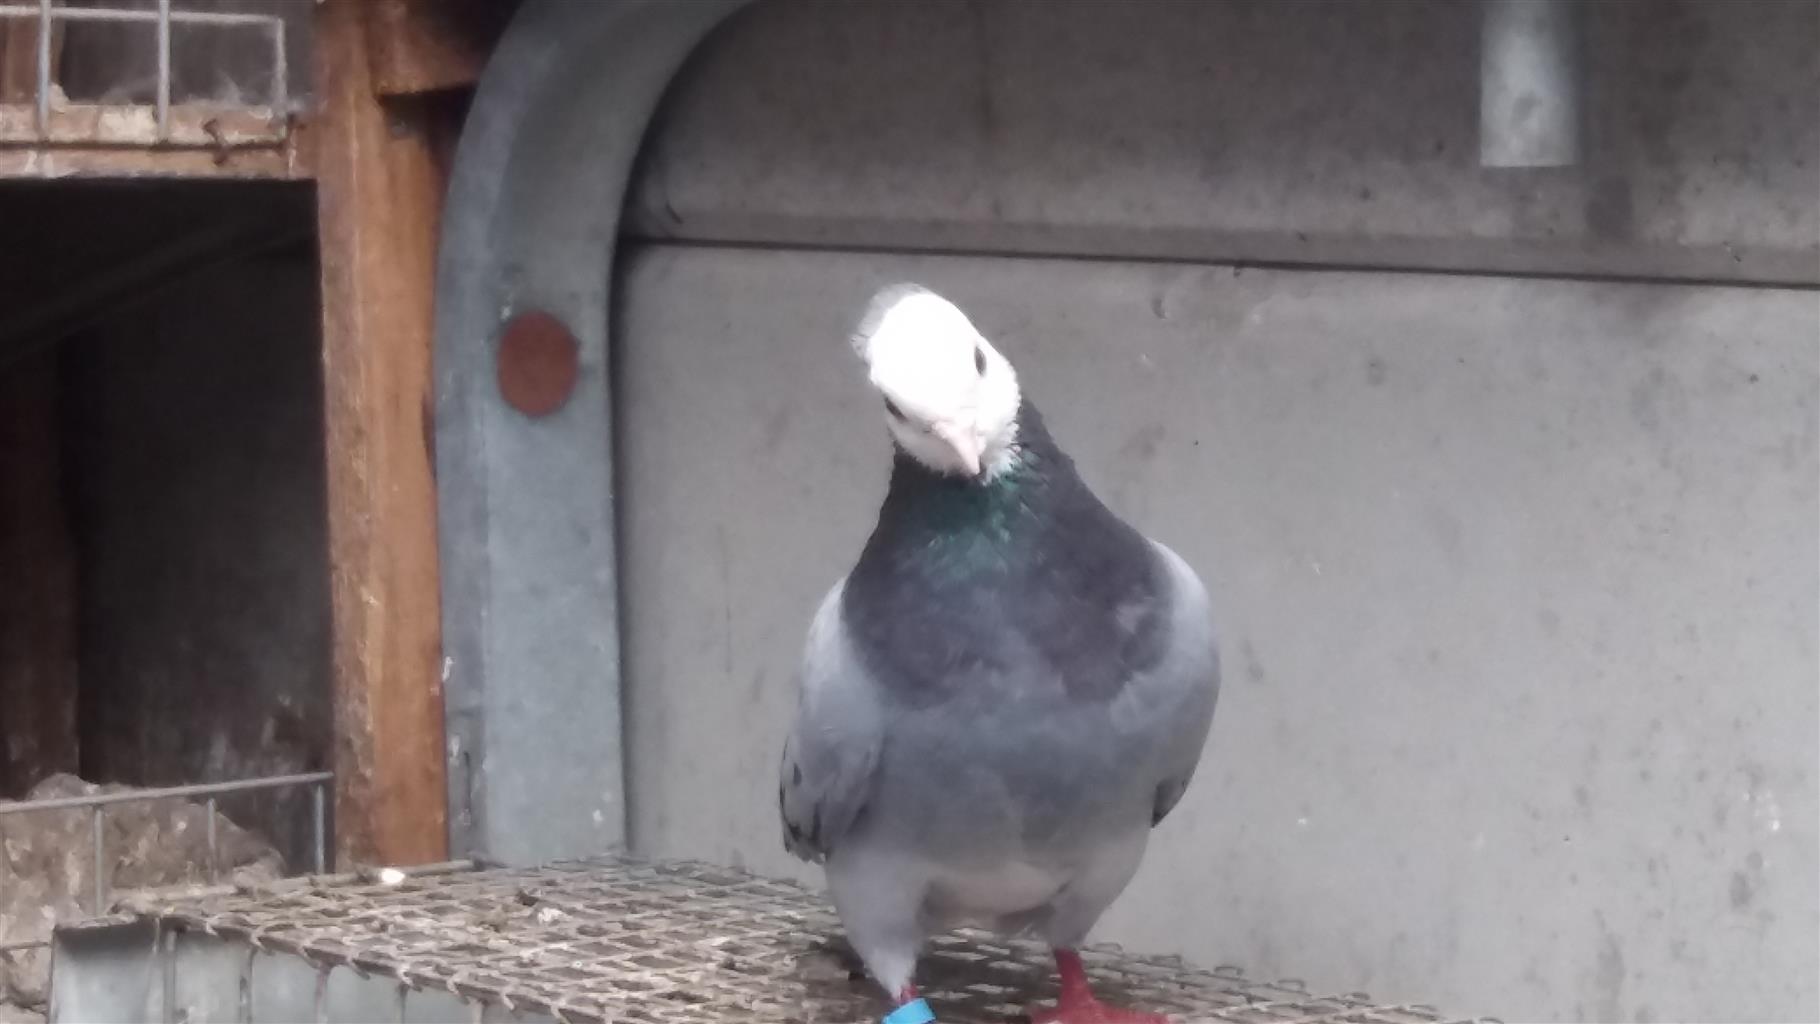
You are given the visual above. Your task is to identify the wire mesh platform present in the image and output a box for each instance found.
[51,857,1497,1024]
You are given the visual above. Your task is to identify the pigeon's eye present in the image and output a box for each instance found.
[883,397,905,420]
[974,347,988,376]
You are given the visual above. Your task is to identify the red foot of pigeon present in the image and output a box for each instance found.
[1027,950,1170,1024]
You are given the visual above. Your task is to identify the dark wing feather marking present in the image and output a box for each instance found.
[1152,777,1190,828]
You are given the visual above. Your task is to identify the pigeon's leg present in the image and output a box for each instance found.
[1027,949,1168,1024]
[827,849,930,1016]
[883,985,935,1024]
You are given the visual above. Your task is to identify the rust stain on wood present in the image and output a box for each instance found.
[314,0,458,869]
[496,311,580,418]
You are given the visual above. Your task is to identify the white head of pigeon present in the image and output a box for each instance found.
[851,284,1022,482]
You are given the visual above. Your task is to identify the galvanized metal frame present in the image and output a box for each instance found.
[432,0,753,866]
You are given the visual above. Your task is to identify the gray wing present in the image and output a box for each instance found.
[779,581,885,862]
[1142,541,1221,828]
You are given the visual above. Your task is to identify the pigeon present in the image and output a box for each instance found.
[779,285,1220,1024]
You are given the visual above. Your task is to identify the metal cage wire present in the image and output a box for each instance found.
[77,857,1502,1024]
[0,771,331,956]
[0,0,288,148]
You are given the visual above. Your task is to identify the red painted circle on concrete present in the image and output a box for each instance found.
[496,310,579,418]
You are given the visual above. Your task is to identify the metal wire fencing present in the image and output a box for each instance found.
[0,770,330,955]
[0,0,292,148]
[83,857,1502,1024]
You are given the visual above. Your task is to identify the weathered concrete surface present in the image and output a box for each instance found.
[631,0,1819,283]
[603,5,1820,1017]
[613,244,1818,1023]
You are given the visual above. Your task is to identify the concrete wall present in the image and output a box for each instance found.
[610,2,1819,1022]
[61,248,331,867]
[630,0,1818,284]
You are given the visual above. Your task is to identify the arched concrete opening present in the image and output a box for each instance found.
[432,0,751,867]
[430,4,1818,1020]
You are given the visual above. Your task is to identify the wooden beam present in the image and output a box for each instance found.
[0,348,78,798]
[0,143,305,181]
[0,99,307,181]
[366,0,515,97]
[312,0,454,868]
[0,102,288,147]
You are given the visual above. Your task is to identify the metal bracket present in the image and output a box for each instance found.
[432,0,752,865]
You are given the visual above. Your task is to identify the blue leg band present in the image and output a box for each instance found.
[884,997,935,1024]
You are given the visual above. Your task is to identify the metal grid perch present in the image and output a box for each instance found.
[57,857,1500,1024]
[0,0,288,149]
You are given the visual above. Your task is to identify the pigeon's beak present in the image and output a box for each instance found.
[933,422,984,479]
